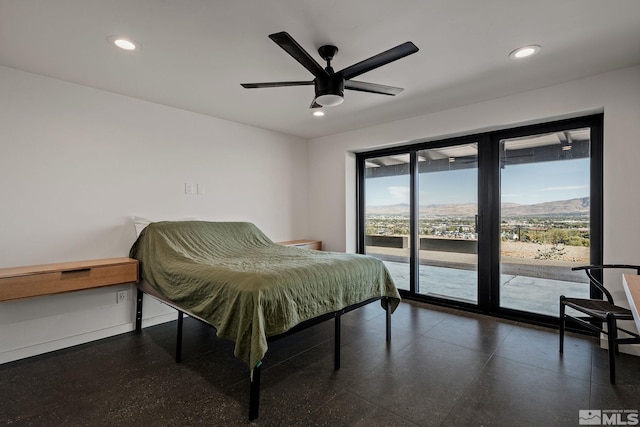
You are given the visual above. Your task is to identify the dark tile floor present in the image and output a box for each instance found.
[1,300,639,426]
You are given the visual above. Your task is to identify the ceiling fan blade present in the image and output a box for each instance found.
[345,80,404,96]
[269,32,328,79]
[309,99,322,109]
[339,41,419,80]
[241,81,314,88]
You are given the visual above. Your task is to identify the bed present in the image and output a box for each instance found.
[129,220,400,419]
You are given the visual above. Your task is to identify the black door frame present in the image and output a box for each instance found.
[356,114,603,327]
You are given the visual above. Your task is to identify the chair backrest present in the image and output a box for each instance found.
[571,264,640,304]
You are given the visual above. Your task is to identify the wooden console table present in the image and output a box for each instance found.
[623,274,640,333]
[0,257,139,302]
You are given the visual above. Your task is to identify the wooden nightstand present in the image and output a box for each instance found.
[0,257,139,302]
[278,240,322,250]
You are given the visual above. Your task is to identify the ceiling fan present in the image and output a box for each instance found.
[241,32,419,108]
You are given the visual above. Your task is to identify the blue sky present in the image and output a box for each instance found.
[366,158,590,206]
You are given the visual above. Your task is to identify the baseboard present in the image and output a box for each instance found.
[0,323,133,365]
[0,312,179,365]
[141,312,179,328]
[599,336,640,357]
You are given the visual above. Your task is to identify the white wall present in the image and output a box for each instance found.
[0,66,309,363]
[3,64,639,363]
[308,65,640,352]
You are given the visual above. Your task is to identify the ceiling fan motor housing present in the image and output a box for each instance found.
[314,75,344,99]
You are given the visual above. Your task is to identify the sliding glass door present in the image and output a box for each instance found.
[363,154,411,291]
[357,115,602,325]
[498,127,593,317]
[416,143,478,303]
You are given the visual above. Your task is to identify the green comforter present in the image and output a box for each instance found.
[129,221,400,371]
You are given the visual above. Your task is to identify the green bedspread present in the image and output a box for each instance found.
[129,221,400,371]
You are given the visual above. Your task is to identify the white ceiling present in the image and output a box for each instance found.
[1,0,639,140]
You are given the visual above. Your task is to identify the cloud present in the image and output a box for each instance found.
[387,186,410,202]
[541,184,589,192]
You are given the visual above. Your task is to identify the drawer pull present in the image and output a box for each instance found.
[61,268,91,277]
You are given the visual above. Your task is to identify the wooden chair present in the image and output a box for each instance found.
[559,264,640,384]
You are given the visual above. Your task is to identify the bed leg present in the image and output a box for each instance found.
[334,312,341,370]
[249,363,261,421]
[384,297,391,343]
[176,311,184,363]
[135,289,144,333]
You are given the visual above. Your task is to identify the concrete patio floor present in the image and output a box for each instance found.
[383,261,588,317]
[367,246,589,317]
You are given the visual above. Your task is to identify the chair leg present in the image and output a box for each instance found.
[559,296,566,354]
[606,312,617,384]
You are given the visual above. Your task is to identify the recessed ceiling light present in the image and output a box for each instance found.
[313,110,325,117]
[107,36,141,51]
[509,45,541,60]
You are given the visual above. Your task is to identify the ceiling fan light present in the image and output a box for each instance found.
[315,94,344,107]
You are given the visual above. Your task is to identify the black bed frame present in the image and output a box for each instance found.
[135,288,393,420]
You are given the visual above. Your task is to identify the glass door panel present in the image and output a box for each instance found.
[499,128,591,316]
[364,154,411,290]
[416,143,478,303]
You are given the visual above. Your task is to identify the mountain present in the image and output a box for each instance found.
[367,197,590,217]
[501,197,589,217]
